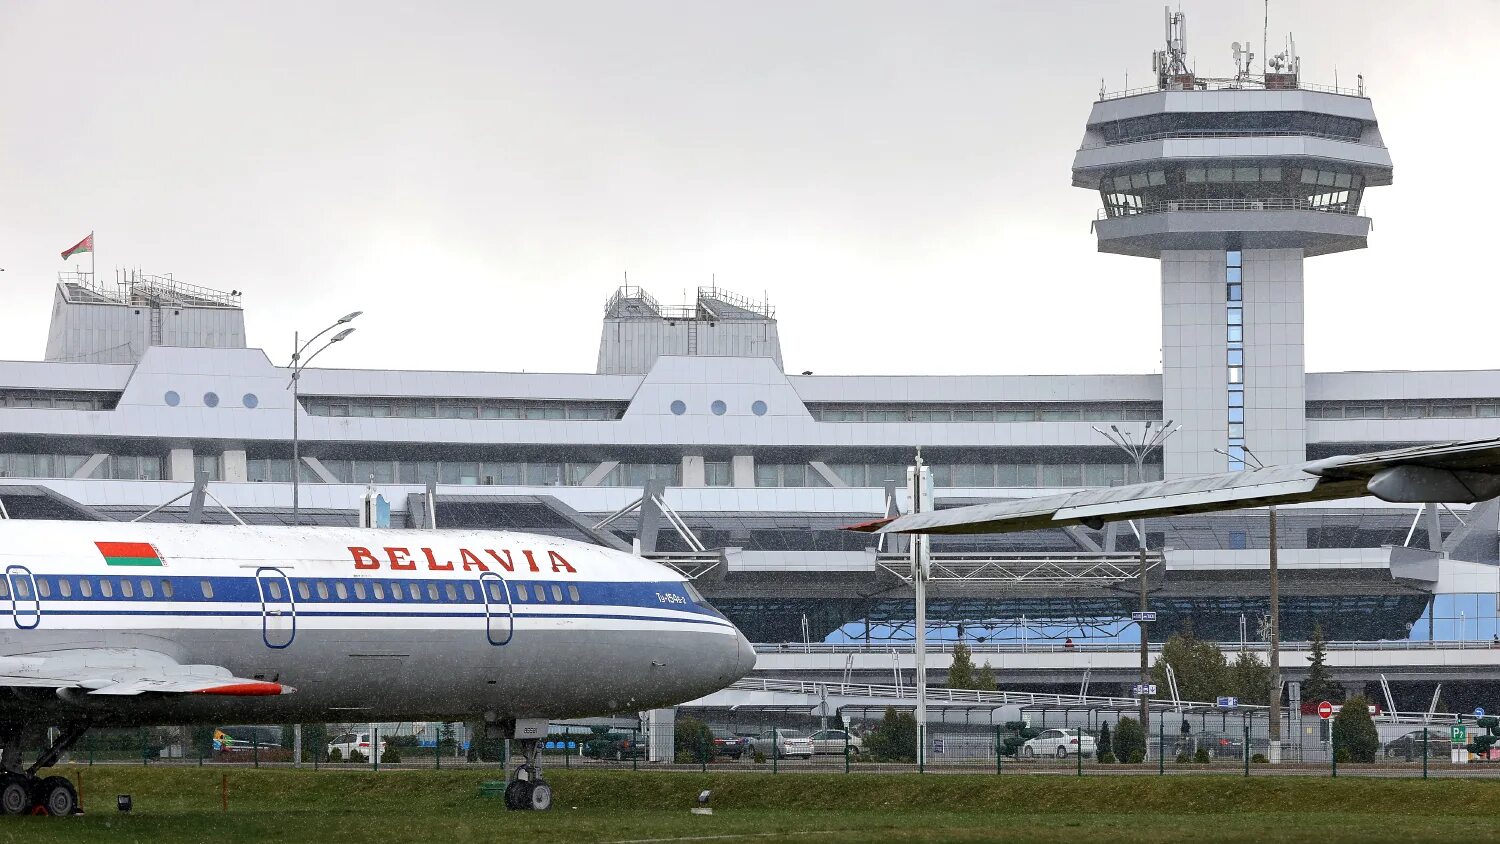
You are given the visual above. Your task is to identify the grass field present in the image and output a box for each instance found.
[3,767,1500,843]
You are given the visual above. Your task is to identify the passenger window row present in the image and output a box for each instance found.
[0,576,184,601]
[511,583,581,604]
[287,579,481,604]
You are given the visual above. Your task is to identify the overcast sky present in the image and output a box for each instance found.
[1,1,1496,377]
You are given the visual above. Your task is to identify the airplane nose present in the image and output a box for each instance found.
[733,630,757,679]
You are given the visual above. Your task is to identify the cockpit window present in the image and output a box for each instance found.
[684,582,705,603]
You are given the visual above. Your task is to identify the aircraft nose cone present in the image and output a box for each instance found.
[733,631,757,680]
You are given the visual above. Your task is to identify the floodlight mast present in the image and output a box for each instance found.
[288,312,362,526]
[1093,421,1179,728]
[908,451,934,771]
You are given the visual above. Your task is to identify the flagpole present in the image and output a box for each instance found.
[91,230,96,288]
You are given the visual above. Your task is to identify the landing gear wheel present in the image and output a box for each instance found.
[0,776,31,816]
[35,777,77,817]
[528,782,552,811]
[504,780,529,811]
[1056,746,1069,759]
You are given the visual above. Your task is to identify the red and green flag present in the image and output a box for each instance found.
[61,233,93,260]
[95,541,164,567]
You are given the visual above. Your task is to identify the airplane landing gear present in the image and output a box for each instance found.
[503,739,552,812]
[0,723,87,817]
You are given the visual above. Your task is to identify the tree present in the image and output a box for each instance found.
[438,722,457,754]
[947,642,976,689]
[867,708,918,763]
[1096,722,1114,763]
[1332,695,1379,762]
[1301,623,1342,704]
[1151,622,1228,702]
[1113,716,1146,764]
[973,662,997,692]
[1227,651,1273,705]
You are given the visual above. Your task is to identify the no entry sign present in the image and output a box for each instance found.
[1317,701,1334,720]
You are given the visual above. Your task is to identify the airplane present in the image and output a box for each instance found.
[0,519,756,815]
[851,437,1500,536]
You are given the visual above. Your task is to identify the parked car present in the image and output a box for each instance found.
[713,735,749,759]
[807,728,864,756]
[327,729,387,760]
[748,729,814,759]
[582,733,647,761]
[1384,730,1452,759]
[1020,728,1096,759]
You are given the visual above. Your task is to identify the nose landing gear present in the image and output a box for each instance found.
[503,739,552,811]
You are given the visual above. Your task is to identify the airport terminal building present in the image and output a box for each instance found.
[3,34,1498,654]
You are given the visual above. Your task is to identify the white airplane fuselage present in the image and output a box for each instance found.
[0,520,756,726]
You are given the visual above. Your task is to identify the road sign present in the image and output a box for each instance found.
[1217,696,1238,709]
[1133,684,1157,696]
[1130,611,1158,622]
[1452,725,1468,743]
[1476,707,1487,718]
[1317,701,1333,720]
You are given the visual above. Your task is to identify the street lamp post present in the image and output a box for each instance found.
[288,312,362,525]
[1218,445,1282,753]
[1093,421,1179,728]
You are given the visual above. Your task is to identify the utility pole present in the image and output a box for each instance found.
[1221,445,1282,754]
[1094,421,1179,726]
[908,451,933,770]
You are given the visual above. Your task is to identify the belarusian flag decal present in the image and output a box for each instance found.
[95,541,165,567]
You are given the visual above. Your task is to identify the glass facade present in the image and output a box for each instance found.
[811,403,1161,423]
[300,397,625,421]
[1225,250,1246,471]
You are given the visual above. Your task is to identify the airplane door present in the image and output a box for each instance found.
[479,573,513,645]
[5,566,39,630]
[255,567,296,649]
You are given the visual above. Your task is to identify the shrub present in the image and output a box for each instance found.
[1194,746,1211,764]
[752,750,766,764]
[1096,723,1113,763]
[327,747,343,763]
[866,708,919,763]
[1332,696,1380,763]
[1335,746,1352,764]
[1252,753,1269,764]
[348,749,367,764]
[1097,751,1116,764]
[1113,717,1146,764]
[380,747,401,764]
[674,717,715,765]
[1175,751,1190,764]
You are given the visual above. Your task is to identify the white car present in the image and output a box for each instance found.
[1020,728,1096,759]
[327,730,388,760]
[807,728,864,756]
[748,729,814,759]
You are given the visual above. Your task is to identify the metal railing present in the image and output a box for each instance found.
[753,639,1497,656]
[874,551,1160,585]
[727,676,1226,711]
[1097,197,1361,220]
[1099,80,1367,101]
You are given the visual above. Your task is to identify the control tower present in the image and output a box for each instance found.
[1072,10,1392,476]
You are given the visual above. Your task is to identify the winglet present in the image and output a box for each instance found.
[842,516,896,533]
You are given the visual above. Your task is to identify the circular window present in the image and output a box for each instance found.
[164,391,180,407]
[711,400,727,416]
[751,400,768,416]
[203,392,220,408]
[670,400,687,416]
[242,393,259,409]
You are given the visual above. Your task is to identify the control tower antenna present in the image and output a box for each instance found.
[1154,6,1192,90]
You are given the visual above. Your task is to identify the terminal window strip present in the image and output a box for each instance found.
[1098,162,1365,219]
[808,402,1161,423]
[0,390,120,411]
[1226,250,1245,470]
[299,396,626,421]
[1093,111,1365,147]
[1307,400,1500,420]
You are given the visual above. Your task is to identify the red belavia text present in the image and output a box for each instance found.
[349,546,577,574]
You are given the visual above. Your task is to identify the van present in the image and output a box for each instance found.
[327,729,388,760]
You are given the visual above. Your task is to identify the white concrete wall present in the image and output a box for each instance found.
[1161,250,1229,477]
[1242,249,1306,468]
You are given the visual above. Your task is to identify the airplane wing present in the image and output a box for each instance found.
[0,648,294,696]
[849,437,1500,536]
